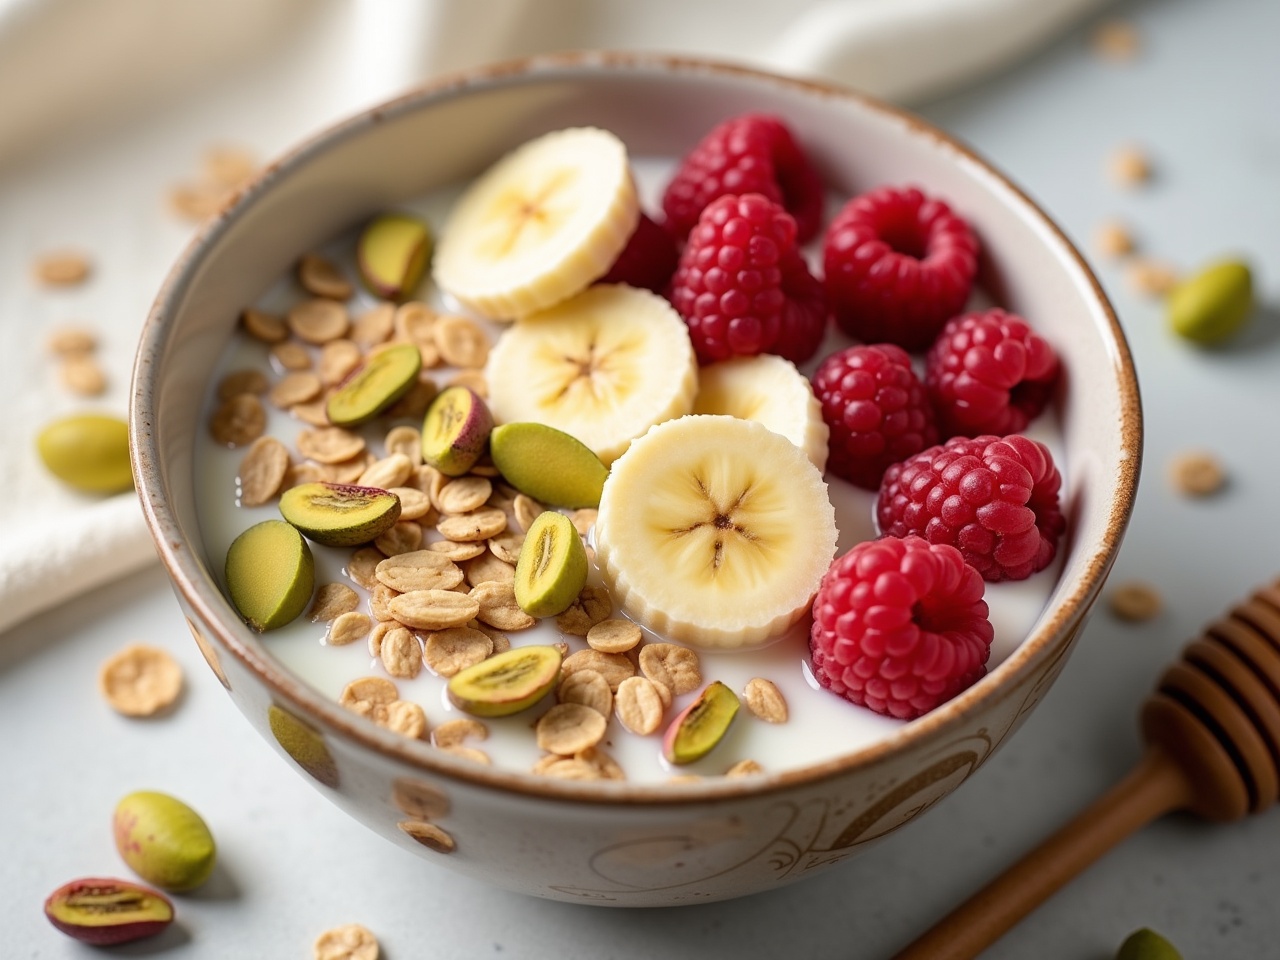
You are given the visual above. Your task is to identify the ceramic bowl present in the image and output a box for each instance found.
[131,53,1141,906]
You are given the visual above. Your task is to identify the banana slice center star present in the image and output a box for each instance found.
[664,476,769,578]
[534,334,641,409]
[484,171,575,259]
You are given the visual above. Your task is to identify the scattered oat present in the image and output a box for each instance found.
[358,453,414,490]
[309,583,360,622]
[389,590,480,630]
[392,777,450,819]
[346,547,383,590]
[1091,19,1140,61]
[351,303,395,347]
[286,461,329,487]
[470,458,500,478]
[217,368,269,401]
[1169,450,1226,497]
[434,314,490,368]
[368,584,399,622]
[555,585,612,636]
[1094,220,1136,259]
[537,757,601,780]
[270,339,313,371]
[268,370,322,408]
[59,355,107,395]
[384,425,423,464]
[447,369,489,398]
[327,453,373,484]
[288,298,349,344]
[297,426,366,464]
[210,393,266,447]
[367,620,403,658]
[431,717,489,749]
[488,530,524,564]
[1127,257,1179,297]
[586,618,642,654]
[1108,144,1152,187]
[34,250,91,286]
[639,643,702,695]
[297,253,353,301]
[339,676,398,720]
[203,144,257,187]
[570,509,598,537]
[291,400,331,427]
[98,644,183,717]
[313,922,380,960]
[743,677,788,723]
[472,621,511,653]
[424,627,494,680]
[47,326,97,356]
[394,301,437,343]
[561,648,635,691]
[536,702,608,755]
[428,539,488,562]
[438,507,508,542]
[379,625,422,678]
[376,551,464,593]
[328,611,372,647]
[438,745,491,765]
[241,308,288,343]
[726,759,764,777]
[437,477,493,515]
[374,521,423,557]
[167,181,230,220]
[237,436,290,506]
[389,487,432,521]
[469,580,535,631]
[319,339,362,386]
[512,494,543,533]
[615,676,665,735]
[462,551,515,587]
[380,700,427,739]
[1109,581,1163,622]
[398,819,455,853]
[557,669,613,717]
[576,746,625,781]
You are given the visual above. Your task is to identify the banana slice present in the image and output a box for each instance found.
[484,284,697,465]
[595,415,838,650]
[433,127,640,319]
[693,354,830,472]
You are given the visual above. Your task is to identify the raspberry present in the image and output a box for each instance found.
[662,114,825,244]
[670,193,826,364]
[877,434,1065,582]
[812,344,939,490]
[599,212,679,293]
[926,309,1060,438]
[809,535,993,720]
[823,185,979,352]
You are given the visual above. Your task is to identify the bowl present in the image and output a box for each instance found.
[131,52,1141,906]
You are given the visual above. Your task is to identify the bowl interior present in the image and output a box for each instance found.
[133,54,1139,796]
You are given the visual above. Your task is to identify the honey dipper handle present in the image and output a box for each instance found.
[890,749,1192,960]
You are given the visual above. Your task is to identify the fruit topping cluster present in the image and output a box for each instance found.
[216,108,1070,774]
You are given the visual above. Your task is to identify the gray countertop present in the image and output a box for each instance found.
[4,0,1279,956]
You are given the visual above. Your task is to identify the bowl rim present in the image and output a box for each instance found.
[131,50,1142,806]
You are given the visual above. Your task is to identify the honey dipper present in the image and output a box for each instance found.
[892,579,1280,960]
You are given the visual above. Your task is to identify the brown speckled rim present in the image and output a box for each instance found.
[131,51,1142,807]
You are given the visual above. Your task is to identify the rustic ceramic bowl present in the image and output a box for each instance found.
[131,53,1141,906]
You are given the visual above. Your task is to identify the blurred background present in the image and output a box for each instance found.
[2,1,1277,958]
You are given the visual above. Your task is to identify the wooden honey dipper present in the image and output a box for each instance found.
[893,579,1280,960]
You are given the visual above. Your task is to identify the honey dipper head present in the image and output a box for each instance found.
[1140,583,1280,821]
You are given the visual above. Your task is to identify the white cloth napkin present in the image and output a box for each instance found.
[0,0,1110,635]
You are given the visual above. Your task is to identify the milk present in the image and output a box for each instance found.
[192,159,1065,784]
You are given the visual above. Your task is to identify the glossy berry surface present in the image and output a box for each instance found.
[670,193,826,364]
[810,535,993,720]
[812,343,938,490]
[823,185,978,351]
[877,433,1065,582]
[662,114,825,244]
[926,308,1059,438]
